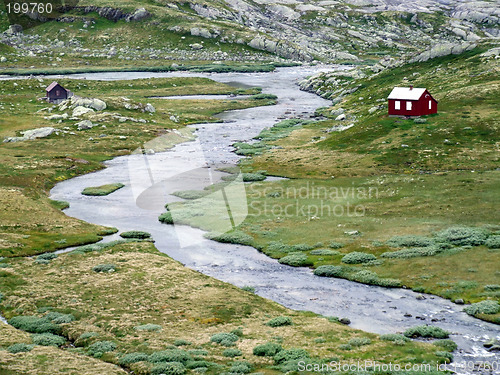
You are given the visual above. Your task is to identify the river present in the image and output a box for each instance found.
[41,67,499,374]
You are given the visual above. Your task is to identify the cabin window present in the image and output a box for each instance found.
[406,101,412,111]
[429,100,432,110]
[394,101,400,110]
[56,90,60,96]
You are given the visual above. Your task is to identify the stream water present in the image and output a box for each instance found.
[32,66,498,374]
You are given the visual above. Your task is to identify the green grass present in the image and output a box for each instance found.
[82,183,125,196]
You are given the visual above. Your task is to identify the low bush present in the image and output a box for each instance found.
[32,333,66,347]
[242,173,266,182]
[45,312,75,324]
[7,343,34,353]
[185,360,212,369]
[381,246,441,259]
[253,342,282,357]
[118,352,149,365]
[159,211,174,224]
[310,249,340,256]
[463,300,500,316]
[351,270,379,284]
[149,349,191,364]
[81,183,124,196]
[174,339,192,346]
[314,265,345,278]
[379,334,410,343]
[241,286,255,293]
[278,253,311,267]
[210,332,239,347]
[386,235,434,248]
[188,349,208,356]
[150,362,186,375]
[341,252,377,264]
[87,341,117,357]
[267,241,294,254]
[9,315,61,334]
[329,241,344,249]
[274,348,310,364]
[92,264,117,273]
[485,235,500,249]
[79,332,98,340]
[484,285,500,291]
[266,316,292,327]
[37,253,58,261]
[229,361,252,374]
[339,344,352,350]
[134,323,162,332]
[348,337,371,347]
[435,351,453,363]
[436,226,489,246]
[434,339,458,352]
[403,325,450,339]
[119,231,151,239]
[172,190,209,200]
[223,348,242,357]
[292,243,314,251]
[205,231,254,246]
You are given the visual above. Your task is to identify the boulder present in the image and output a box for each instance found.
[190,27,212,39]
[71,97,107,111]
[126,8,151,22]
[335,113,346,121]
[368,106,379,114]
[190,43,203,50]
[46,113,68,121]
[144,103,155,113]
[72,106,95,117]
[4,127,55,143]
[5,24,23,35]
[75,120,95,130]
[331,108,345,117]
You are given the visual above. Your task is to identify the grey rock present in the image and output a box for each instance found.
[126,8,151,22]
[72,106,95,117]
[190,27,212,39]
[5,24,23,35]
[331,108,345,117]
[4,127,55,143]
[76,120,94,130]
[335,113,346,121]
[339,317,351,325]
[368,106,379,114]
[144,103,155,113]
[190,43,203,50]
[455,298,465,305]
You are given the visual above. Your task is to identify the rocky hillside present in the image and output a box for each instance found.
[0,0,499,69]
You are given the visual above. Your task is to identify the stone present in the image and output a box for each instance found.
[368,106,379,114]
[126,8,151,22]
[71,97,106,111]
[5,24,23,35]
[416,294,426,300]
[331,108,345,117]
[75,120,94,130]
[46,114,68,121]
[144,103,155,113]
[190,27,212,39]
[0,56,6,62]
[72,106,95,117]
[335,113,346,121]
[339,317,351,325]
[454,298,465,305]
[190,43,203,50]
[4,127,55,143]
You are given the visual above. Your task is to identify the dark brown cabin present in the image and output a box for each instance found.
[46,81,70,103]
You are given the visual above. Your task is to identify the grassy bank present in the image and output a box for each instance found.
[0,241,447,374]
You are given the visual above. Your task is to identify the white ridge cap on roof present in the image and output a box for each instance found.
[388,87,426,100]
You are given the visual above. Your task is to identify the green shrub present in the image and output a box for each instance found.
[242,173,266,182]
[278,253,311,267]
[435,351,453,363]
[266,316,292,327]
[250,93,277,100]
[267,241,294,254]
[9,315,61,334]
[310,249,340,256]
[174,339,192,346]
[81,183,124,196]
[188,349,208,356]
[484,285,500,291]
[329,241,344,249]
[433,339,458,352]
[463,300,500,316]
[37,253,58,261]
[314,265,345,277]
[92,264,117,273]
[45,312,74,324]
[223,348,242,357]
[241,286,255,293]
[7,343,34,353]
[229,361,252,374]
[292,243,314,251]
[134,323,162,332]
[436,226,489,246]
[149,349,192,364]
[35,258,50,265]
[339,344,352,350]
[210,332,239,347]
[253,342,282,357]
[78,332,98,340]
[118,352,149,365]
[341,252,377,264]
[119,231,151,239]
[87,341,117,357]
[274,348,310,364]
[379,334,410,343]
[150,362,186,375]
[351,270,379,284]
[386,235,434,248]
[32,333,66,347]
[381,246,441,259]
[186,360,212,369]
[159,211,174,224]
[348,337,371,347]
[485,235,500,249]
[205,231,254,246]
[403,326,450,339]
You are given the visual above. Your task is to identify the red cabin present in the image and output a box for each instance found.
[45,81,71,103]
[387,86,438,117]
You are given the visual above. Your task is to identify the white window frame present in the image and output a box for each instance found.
[406,101,412,111]
[429,100,432,110]
[394,100,400,110]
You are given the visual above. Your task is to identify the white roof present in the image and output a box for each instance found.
[388,87,426,100]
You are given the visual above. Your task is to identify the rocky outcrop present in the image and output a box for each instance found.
[409,42,476,63]
[3,127,55,143]
[66,6,150,22]
[70,97,107,111]
[4,24,23,35]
